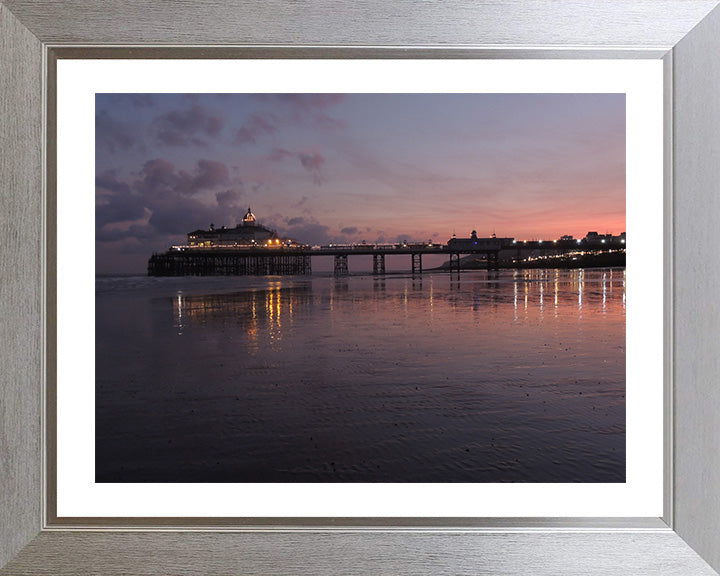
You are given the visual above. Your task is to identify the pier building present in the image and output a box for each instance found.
[187,208,297,248]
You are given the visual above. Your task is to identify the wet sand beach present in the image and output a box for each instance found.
[96,268,625,483]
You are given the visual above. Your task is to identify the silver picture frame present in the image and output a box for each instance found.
[2,1,720,574]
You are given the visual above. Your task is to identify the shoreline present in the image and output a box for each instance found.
[435,250,625,272]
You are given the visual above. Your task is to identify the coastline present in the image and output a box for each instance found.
[436,250,625,271]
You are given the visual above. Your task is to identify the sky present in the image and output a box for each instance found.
[95,93,625,274]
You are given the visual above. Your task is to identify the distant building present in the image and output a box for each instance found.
[447,230,514,250]
[584,231,614,245]
[187,208,295,247]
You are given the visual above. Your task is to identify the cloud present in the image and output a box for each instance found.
[96,170,132,196]
[293,196,309,208]
[270,148,326,185]
[134,158,229,197]
[96,111,136,153]
[128,94,156,109]
[97,158,244,246]
[250,182,267,195]
[96,222,155,243]
[234,113,277,145]
[132,158,176,195]
[216,189,243,209]
[285,223,331,245]
[97,93,156,110]
[152,105,224,146]
[181,159,230,193]
[252,94,345,129]
[147,197,225,236]
[96,171,146,227]
[298,153,324,171]
[272,215,366,245]
[269,147,293,161]
[268,215,332,245]
[261,94,345,110]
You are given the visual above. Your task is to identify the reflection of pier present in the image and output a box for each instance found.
[172,284,315,339]
[171,269,626,340]
[148,239,504,277]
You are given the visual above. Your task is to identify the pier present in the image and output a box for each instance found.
[148,251,313,276]
[147,211,626,277]
[147,239,504,277]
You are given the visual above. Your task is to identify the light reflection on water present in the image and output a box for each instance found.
[96,268,625,483]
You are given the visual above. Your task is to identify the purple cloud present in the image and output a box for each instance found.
[263,94,345,110]
[293,196,309,208]
[96,170,146,226]
[270,148,326,185]
[252,94,345,129]
[96,170,132,196]
[153,105,224,146]
[96,158,244,247]
[135,158,229,197]
[234,113,277,145]
[216,189,243,208]
[274,215,331,245]
[96,222,156,243]
[128,94,156,109]
[179,159,230,194]
[96,111,135,153]
[298,153,326,185]
[269,147,293,161]
[147,196,229,236]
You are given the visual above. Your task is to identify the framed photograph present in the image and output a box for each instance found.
[2,2,720,575]
[57,59,663,521]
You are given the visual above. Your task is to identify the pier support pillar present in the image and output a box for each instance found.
[487,251,499,270]
[411,253,423,274]
[449,253,461,274]
[147,251,313,277]
[373,253,386,275]
[334,254,349,276]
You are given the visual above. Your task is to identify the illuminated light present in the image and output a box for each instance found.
[512,240,516,244]
[621,239,625,244]
[553,239,557,243]
[601,239,606,244]
[577,239,582,244]
[538,240,542,244]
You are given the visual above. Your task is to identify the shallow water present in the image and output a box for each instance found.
[96,268,625,482]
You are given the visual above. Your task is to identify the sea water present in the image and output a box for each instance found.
[95,268,625,482]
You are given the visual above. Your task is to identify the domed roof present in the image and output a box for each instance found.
[243,207,256,225]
